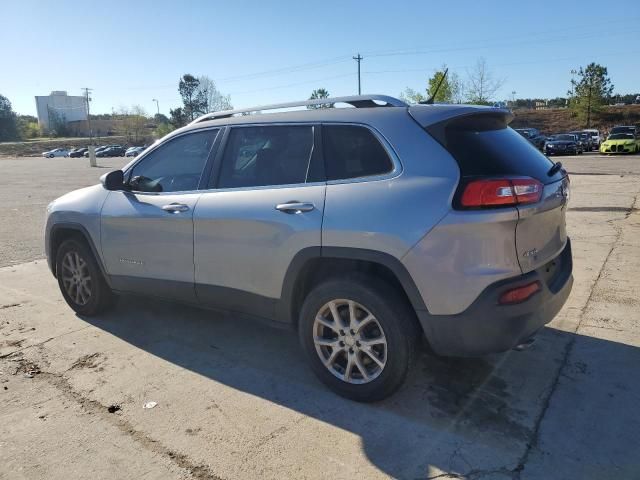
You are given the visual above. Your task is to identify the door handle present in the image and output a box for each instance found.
[162,203,190,213]
[275,202,315,214]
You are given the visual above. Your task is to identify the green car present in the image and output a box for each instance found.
[600,133,639,154]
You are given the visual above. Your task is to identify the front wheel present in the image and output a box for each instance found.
[298,276,419,402]
[55,238,115,315]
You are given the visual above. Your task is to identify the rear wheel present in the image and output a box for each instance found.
[299,276,419,402]
[55,238,115,316]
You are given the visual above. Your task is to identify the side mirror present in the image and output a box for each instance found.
[100,170,125,191]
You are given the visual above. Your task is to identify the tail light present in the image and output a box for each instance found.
[459,177,543,209]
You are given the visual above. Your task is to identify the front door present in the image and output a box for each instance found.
[101,128,220,301]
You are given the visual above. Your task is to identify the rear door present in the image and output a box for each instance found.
[418,109,569,274]
[193,124,325,319]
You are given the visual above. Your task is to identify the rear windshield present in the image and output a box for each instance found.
[445,125,562,184]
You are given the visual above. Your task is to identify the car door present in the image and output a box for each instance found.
[101,128,220,302]
[193,124,325,320]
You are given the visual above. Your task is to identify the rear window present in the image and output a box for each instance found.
[444,125,561,184]
[323,125,393,181]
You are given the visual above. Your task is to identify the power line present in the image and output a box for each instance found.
[227,73,354,95]
[362,21,640,58]
[363,27,640,59]
[217,55,352,83]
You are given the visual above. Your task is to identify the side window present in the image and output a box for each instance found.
[218,126,314,188]
[323,125,393,181]
[129,129,218,192]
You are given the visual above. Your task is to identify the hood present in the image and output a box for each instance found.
[604,139,635,145]
[48,184,107,213]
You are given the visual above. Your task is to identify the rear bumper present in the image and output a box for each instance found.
[417,239,573,356]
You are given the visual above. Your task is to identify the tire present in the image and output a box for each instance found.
[55,238,115,316]
[298,275,420,402]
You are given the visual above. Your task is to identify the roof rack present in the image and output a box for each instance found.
[190,94,408,124]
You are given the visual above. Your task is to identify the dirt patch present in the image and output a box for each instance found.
[511,105,640,134]
[68,352,104,371]
[1,338,26,349]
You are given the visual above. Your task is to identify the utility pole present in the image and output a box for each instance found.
[587,79,592,128]
[152,98,160,115]
[353,53,363,95]
[82,87,97,167]
[82,88,93,142]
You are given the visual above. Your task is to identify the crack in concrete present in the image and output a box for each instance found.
[37,370,226,480]
[0,325,91,359]
[510,192,638,479]
[0,302,22,310]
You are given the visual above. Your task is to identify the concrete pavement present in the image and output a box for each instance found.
[0,154,639,479]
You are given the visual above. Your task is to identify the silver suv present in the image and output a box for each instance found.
[45,95,573,401]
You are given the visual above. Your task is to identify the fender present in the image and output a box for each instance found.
[277,246,428,324]
[48,222,112,288]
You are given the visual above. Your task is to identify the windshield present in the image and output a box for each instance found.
[608,133,634,140]
[611,127,635,135]
[552,134,575,141]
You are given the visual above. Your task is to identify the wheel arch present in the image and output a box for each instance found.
[49,223,111,288]
[279,247,428,327]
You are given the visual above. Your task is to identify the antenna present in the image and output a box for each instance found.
[420,68,449,105]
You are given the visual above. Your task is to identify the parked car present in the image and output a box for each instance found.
[83,146,108,157]
[68,148,88,158]
[125,146,145,157]
[600,132,640,154]
[583,129,601,149]
[45,95,573,401]
[96,146,126,157]
[569,131,594,151]
[609,125,637,136]
[544,134,583,155]
[42,148,70,158]
[515,128,546,150]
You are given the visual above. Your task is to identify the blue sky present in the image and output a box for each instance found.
[2,0,639,116]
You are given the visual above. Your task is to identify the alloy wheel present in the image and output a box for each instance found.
[60,251,92,306]
[313,299,387,384]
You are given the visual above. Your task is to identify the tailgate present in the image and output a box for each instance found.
[516,177,569,273]
[414,106,570,276]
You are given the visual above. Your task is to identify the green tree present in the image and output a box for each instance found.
[399,87,427,104]
[169,107,187,128]
[155,122,175,138]
[178,74,207,121]
[154,113,170,124]
[568,63,614,127]
[0,94,19,141]
[400,67,463,104]
[17,115,40,139]
[427,67,454,103]
[308,88,333,109]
